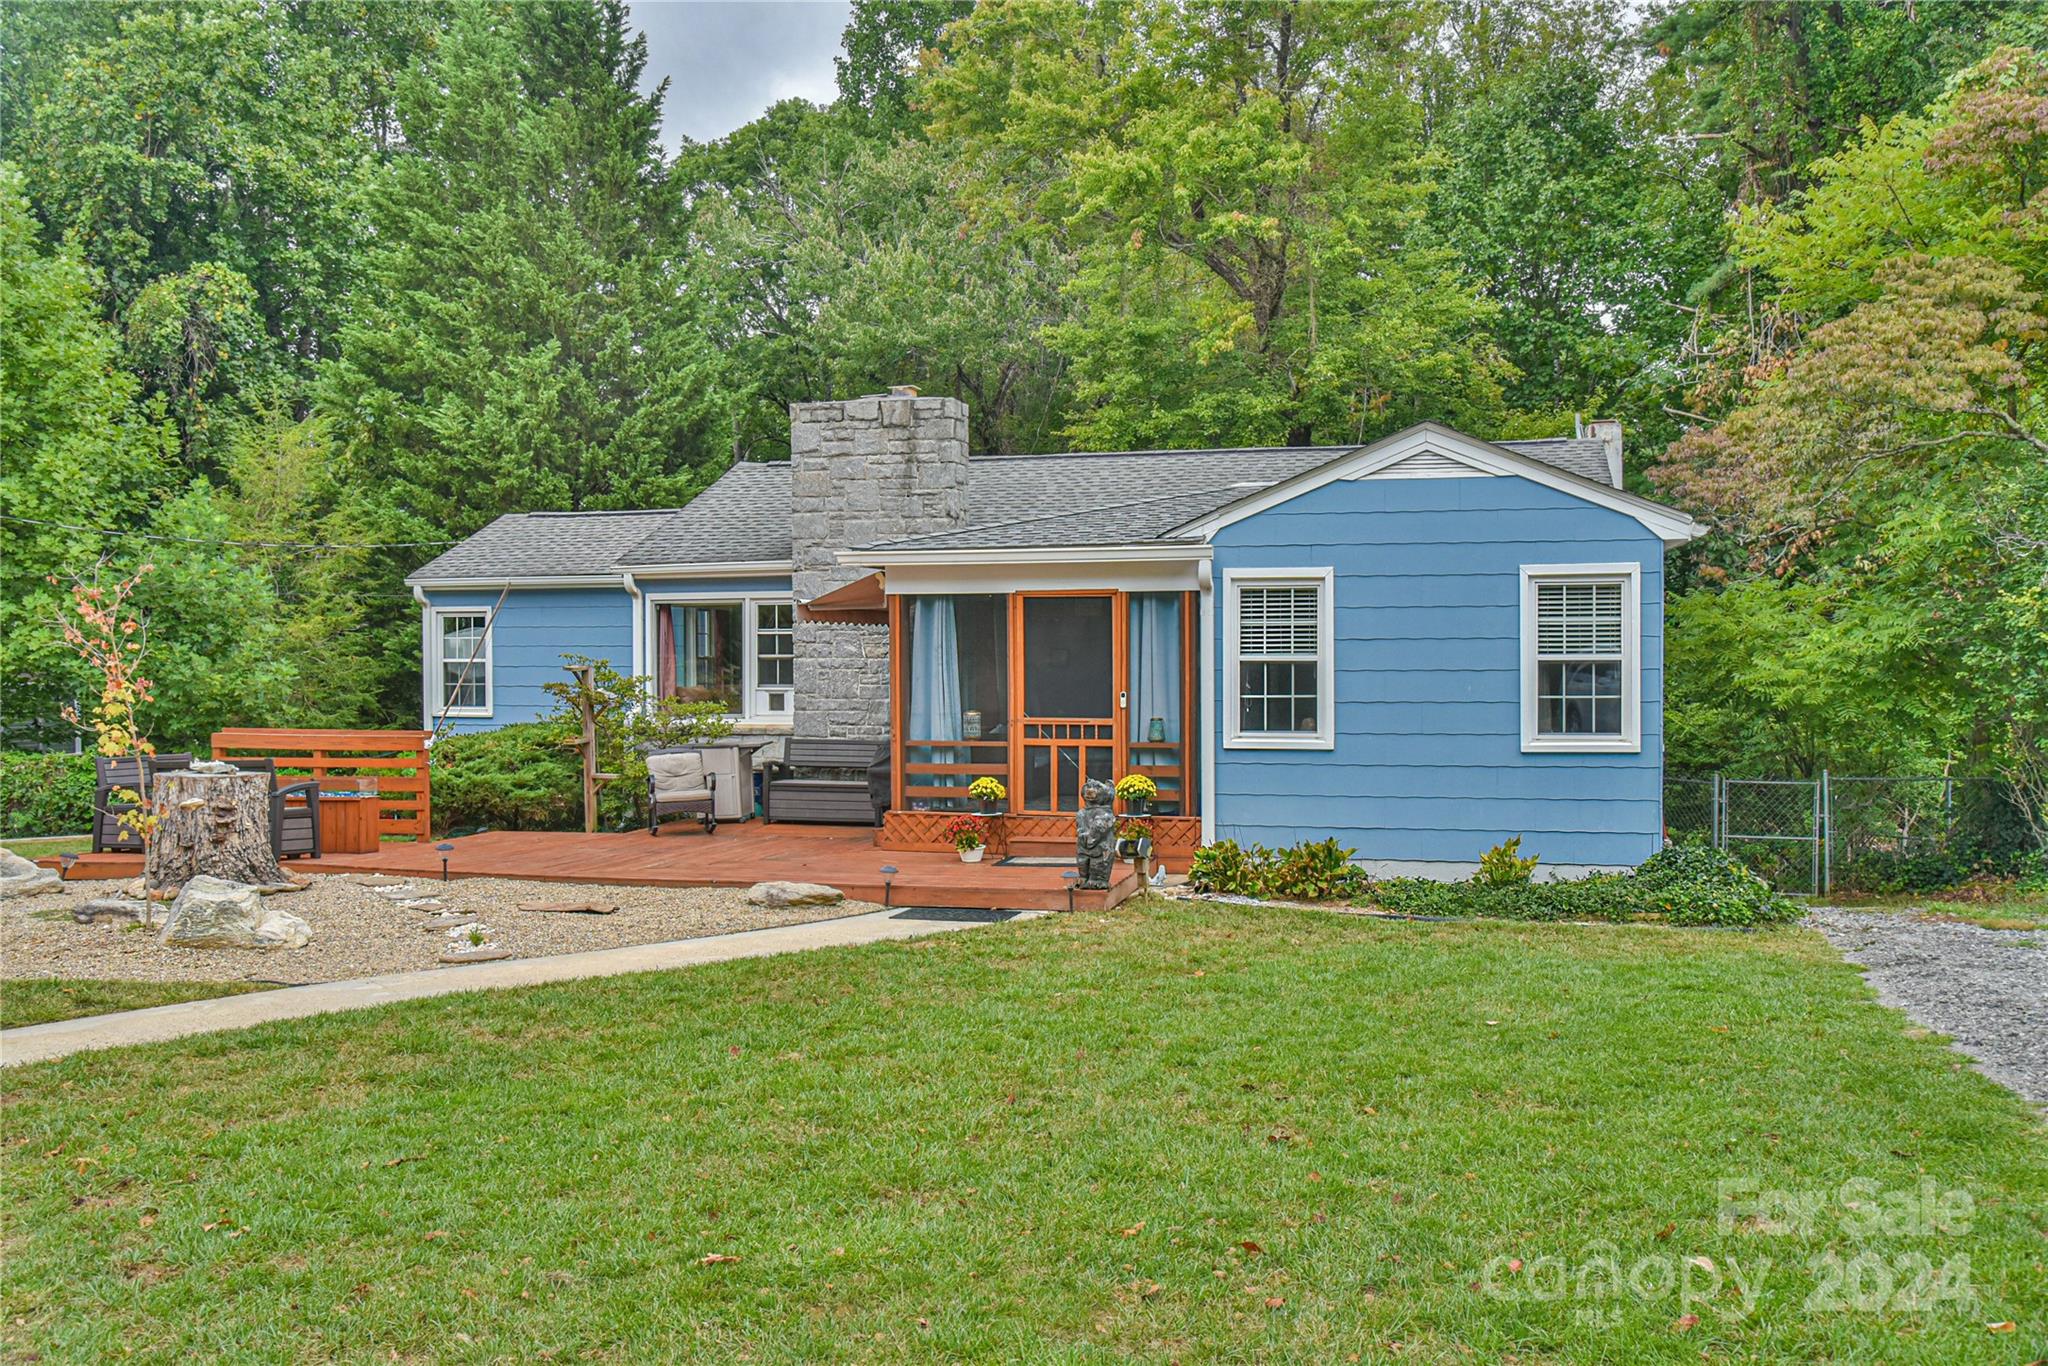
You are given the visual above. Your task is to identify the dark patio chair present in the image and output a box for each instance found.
[91,755,146,853]
[230,758,322,859]
[647,750,717,836]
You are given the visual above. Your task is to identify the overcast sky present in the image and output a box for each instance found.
[629,1,852,150]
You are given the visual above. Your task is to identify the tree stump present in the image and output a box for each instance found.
[145,770,288,895]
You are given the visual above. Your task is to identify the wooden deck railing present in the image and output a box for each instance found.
[211,728,432,840]
[900,737,1008,804]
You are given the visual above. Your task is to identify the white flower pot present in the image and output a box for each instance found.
[959,845,985,863]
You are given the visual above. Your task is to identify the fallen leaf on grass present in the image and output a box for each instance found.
[1265,1296,1286,1309]
[1674,1313,1699,1332]
[1984,1321,2015,1333]
[1689,1256,1715,1273]
[1120,1222,1145,1237]
[1239,1240,1263,1255]
[1655,1222,1676,1241]
[1507,1259,1523,1272]
[701,1253,741,1265]
[422,1230,449,1242]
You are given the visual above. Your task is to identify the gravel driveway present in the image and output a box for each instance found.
[1806,907,2048,1107]
[3,874,876,987]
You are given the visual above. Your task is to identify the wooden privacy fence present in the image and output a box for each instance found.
[211,729,432,841]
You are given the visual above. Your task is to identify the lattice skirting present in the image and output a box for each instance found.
[878,810,1202,868]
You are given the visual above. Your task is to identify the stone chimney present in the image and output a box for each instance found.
[1585,418,1624,487]
[788,387,969,739]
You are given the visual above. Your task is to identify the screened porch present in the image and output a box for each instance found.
[885,590,1198,819]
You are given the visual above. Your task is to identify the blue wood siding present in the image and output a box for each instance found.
[1210,475,1666,871]
[420,575,796,734]
[422,586,632,733]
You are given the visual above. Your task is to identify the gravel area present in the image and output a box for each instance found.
[1806,907,2048,1107]
[3,875,878,987]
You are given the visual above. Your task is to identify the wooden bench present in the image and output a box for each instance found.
[763,739,888,825]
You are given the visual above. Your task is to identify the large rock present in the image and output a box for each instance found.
[159,875,311,950]
[0,847,61,899]
[744,880,844,909]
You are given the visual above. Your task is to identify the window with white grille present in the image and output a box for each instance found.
[435,611,491,716]
[1521,566,1639,752]
[1226,570,1333,748]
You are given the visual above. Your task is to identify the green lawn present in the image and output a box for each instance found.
[2,978,276,1030]
[2,834,90,859]
[3,901,2042,1362]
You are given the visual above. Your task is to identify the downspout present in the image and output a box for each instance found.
[412,584,431,735]
[1198,559,1216,846]
[623,571,645,704]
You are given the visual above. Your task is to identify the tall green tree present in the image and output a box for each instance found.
[6,0,443,471]
[1427,53,1724,439]
[835,0,973,136]
[0,165,169,745]
[924,0,1510,450]
[1653,49,2048,828]
[318,0,731,717]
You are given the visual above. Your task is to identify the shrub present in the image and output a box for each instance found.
[1629,843,1805,927]
[1187,838,1270,897]
[431,723,581,834]
[1475,836,1539,887]
[1369,842,1802,927]
[1187,837,1364,901]
[0,752,97,838]
[1267,837,1366,900]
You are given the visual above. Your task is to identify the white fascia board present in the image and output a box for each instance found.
[1168,423,1708,547]
[836,543,1213,569]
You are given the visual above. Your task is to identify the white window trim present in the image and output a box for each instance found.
[1520,562,1641,754]
[644,591,796,729]
[429,607,493,719]
[1223,567,1335,751]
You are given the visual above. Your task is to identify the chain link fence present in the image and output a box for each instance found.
[1663,773,2034,895]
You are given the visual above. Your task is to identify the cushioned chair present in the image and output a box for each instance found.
[230,758,323,859]
[648,750,717,836]
[91,755,147,853]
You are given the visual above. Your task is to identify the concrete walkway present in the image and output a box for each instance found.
[2,908,1019,1069]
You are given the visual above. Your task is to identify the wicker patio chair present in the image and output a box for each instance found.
[647,750,717,836]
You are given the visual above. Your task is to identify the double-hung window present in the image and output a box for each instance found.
[1225,568,1334,749]
[1521,563,1640,752]
[754,602,795,718]
[435,611,491,717]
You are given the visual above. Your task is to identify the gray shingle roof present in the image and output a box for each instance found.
[406,509,682,582]
[616,461,795,567]
[1498,437,1615,484]
[407,432,1630,580]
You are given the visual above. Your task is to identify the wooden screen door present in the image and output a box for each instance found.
[1014,592,1121,812]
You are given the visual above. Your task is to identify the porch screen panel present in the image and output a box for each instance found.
[1128,593,1184,814]
[901,595,1007,811]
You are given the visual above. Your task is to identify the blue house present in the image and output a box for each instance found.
[407,391,1702,877]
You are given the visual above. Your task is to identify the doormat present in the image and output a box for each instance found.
[995,856,1076,868]
[890,908,1020,923]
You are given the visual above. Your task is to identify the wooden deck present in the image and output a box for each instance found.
[45,823,1141,913]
